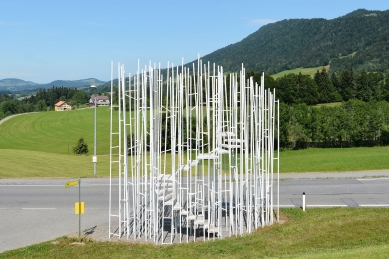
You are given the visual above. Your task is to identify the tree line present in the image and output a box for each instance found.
[279,100,389,149]
[0,86,88,120]
[243,69,389,149]
[251,69,389,106]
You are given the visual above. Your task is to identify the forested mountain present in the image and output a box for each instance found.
[0,78,105,91]
[0,78,38,89]
[196,9,389,75]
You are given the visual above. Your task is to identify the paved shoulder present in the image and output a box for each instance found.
[279,170,389,180]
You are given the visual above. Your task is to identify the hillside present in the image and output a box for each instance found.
[0,78,106,91]
[2,9,389,92]
[196,9,389,75]
[0,78,38,89]
[0,107,111,155]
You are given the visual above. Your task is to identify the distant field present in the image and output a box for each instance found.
[0,107,113,155]
[314,102,342,108]
[271,65,330,79]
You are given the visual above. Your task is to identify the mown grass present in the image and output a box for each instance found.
[0,149,111,178]
[280,147,389,173]
[313,102,342,108]
[0,107,113,155]
[1,109,389,178]
[2,146,389,178]
[271,65,330,79]
[1,208,389,258]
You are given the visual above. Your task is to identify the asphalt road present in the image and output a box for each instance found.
[1,171,389,253]
[0,178,113,253]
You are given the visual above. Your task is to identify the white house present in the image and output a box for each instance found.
[89,95,110,106]
[54,100,72,111]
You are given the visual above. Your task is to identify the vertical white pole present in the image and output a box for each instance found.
[79,178,81,240]
[277,95,280,223]
[109,61,113,239]
[111,59,279,244]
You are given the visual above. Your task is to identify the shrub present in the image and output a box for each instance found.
[73,137,89,155]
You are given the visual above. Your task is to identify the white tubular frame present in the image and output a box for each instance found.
[109,58,280,244]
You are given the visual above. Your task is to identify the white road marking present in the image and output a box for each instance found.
[306,204,347,207]
[22,208,57,210]
[0,184,113,187]
[357,178,389,181]
[0,185,63,187]
[359,204,389,207]
[0,208,57,210]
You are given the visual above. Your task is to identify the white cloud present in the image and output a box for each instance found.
[249,19,278,26]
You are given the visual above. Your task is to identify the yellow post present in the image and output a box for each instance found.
[75,202,85,214]
[65,179,83,240]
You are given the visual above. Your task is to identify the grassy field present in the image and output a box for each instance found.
[280,147,389,173]
[0,107,113,155]
[1,146,389,178]
[0,149,111,178]
[271,65,330,79]
[1,208,389,258]
[1,109,389,178]
[314,102,342,108]
[0,107,389,178]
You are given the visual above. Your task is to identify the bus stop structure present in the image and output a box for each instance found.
[108,57,279,244]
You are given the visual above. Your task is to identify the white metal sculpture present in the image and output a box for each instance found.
[109,57,279,244]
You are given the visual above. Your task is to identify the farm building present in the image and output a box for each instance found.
[89,95,110,106]
[54,101,72,111]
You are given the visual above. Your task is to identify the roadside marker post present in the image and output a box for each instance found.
[65,178,83,240]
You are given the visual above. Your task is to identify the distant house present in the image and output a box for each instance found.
[89,95,110,106]
[55,101,72,111]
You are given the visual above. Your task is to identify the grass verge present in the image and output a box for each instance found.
[0,149,110,178]
[280,147,389,173]
[1,208,389,258]
[1,146,389,178]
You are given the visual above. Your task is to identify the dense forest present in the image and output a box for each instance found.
[244,69,389,148]
[279,101,389,149]
[254,69,389,105]
[0,86,88,119]
[197,9,389,75]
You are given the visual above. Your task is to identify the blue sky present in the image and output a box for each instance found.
[1,0,388,83]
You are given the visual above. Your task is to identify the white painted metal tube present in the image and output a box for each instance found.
[109,57,279,244]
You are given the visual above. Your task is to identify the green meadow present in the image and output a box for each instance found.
[0,149,110,178]
[1,108,389,178]
[271,65,330,79]
[0,107,112,155]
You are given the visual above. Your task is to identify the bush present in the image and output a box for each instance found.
[73,137,89,155]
